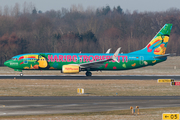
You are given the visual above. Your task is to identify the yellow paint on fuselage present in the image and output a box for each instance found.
[24,67,29,69]
[24,55,38,59]
[30,64,33,69]
[131,63,136,67]
[152,60,156,63]
[38,56,48,68]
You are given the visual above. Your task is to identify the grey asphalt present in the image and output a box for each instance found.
[0,96,180,116]
[0,75,179,80]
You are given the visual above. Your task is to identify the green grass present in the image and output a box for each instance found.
[0,79,180,96]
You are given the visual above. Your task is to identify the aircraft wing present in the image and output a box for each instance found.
[106,48,111,53]
[78,48,121,69]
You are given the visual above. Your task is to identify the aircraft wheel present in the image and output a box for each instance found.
[20,73,23,76]
[85,71,92,76]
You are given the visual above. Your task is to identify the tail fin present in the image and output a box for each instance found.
[145,24,172,55]
[131,24,173,55]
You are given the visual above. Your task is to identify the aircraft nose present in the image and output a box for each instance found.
[4,60,10,67]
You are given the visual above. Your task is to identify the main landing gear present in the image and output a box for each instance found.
[20,73,23,76]
[85,71,92,76]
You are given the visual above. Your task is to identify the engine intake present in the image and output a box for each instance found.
[62,65,80,74]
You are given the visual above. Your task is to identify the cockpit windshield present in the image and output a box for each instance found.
[11,58,17,60]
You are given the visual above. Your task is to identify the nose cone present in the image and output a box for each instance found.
[4,60,10,67]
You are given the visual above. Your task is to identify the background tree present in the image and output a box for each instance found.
[0,3,179,65]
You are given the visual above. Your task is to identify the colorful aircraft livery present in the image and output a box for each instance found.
[4,24,173,76]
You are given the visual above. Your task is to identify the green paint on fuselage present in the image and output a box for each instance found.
[4,53,165,71]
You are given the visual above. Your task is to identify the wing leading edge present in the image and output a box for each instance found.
[77,48,121,69]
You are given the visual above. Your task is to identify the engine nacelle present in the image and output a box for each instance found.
[62,65,80,74]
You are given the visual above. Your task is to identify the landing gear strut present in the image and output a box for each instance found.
[85,71,92,76]
[20,73,23,76]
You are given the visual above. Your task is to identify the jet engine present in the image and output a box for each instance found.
[62,65,80,74]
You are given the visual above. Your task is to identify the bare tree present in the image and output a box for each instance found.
[3,5,9,16]
[13,3,20,17]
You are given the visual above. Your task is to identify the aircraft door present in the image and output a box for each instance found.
[139,56,144,65]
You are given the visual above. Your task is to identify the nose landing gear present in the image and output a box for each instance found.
[85,71,92,76]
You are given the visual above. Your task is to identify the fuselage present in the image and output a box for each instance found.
[4,53,166,72]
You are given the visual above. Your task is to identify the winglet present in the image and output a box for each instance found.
[112,47,121,63]
[106,48,111,53]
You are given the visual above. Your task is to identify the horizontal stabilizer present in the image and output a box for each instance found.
[154,54,170,59]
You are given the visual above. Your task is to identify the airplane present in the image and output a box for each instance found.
[4,24,172,76]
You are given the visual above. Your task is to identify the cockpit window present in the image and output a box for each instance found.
[11,58,17,60]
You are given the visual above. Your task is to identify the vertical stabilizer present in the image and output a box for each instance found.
[146,24,172,55]
[131,24,172,55]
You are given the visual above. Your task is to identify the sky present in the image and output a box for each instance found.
[0,0,180,13]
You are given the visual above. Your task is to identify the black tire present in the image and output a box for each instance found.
[20,73,23,76]
[85,71,92,76]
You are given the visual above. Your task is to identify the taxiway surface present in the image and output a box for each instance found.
[0,96,180,116]
[0,75,179,80]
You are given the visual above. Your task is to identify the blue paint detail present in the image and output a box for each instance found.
[53,62,59,68]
